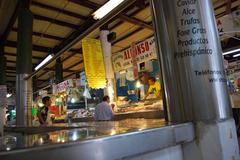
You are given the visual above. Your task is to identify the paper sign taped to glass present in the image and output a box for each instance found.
[82,38,106,89]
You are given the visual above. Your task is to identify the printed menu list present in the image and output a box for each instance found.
[175,0,226,83]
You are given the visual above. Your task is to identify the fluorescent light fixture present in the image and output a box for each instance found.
[233,53,240,58]
[34,54,53,71]
[223,48,240,56]
[92,0,125,20]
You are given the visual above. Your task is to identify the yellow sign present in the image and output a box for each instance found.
[82,38,106,89]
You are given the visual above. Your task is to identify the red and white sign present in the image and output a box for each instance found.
[112,37,157,72]
[53,79,74,93]
[131,43,139,79]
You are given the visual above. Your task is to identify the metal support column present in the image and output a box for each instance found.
[0,44,6,85]
[100,27,116,103]
[0,43,7,136]
[151,0,239,159]
[55,58,63,84]
[16,0,33,126]
[32,76,38,101]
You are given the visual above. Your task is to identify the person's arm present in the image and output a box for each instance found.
[143,92,150,101]
[108,104,114,119]
[143,85,152,101]
[37,110,47,125]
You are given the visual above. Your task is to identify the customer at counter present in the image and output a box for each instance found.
[94,96,114,121]
[37,96,52,126]
[143,77,161,100]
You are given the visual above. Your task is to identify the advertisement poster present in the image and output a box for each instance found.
[112,37,157,72]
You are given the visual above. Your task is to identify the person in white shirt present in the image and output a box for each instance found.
[94,96,114,121]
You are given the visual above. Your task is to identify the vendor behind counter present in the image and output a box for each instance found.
[143,77,161,101]
[116,60,161,102]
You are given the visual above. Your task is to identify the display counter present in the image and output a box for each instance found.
[0,119,194,160]
[54,99,164,123]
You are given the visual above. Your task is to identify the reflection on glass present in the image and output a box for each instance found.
[1,119,166,152]
[0,136,17,151]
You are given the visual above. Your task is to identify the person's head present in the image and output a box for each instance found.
[102,95,110,103]
[42,96,51,107]
[148,77,156,85]
[139,72,149,84]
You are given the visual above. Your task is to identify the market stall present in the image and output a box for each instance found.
[112,37,164,118]
[52,37,164,123]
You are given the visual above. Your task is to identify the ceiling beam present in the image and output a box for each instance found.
[213,0,227,9]
[62,52,76,63]
[6,59,37,64]
[34,14,78,29]
[118,14,153,30]
[112,27,144,45]
[6,75,16,78]
[26,0,139,79]
[69,0,100,10]
[64,72,79,79]
[32,1,87,20]
[43,68,77,73]
[70,0,152,30]
[226,0,232,14]
[43,0,149,76]
[0,1,20,44]
[61,48,82,62]
[38,60,83,84]
[6,66,16,71]
[55,0,148,64]
[12,28,64,41]
[6,70,16,73]
[5,52,42,60]
[6,40,52,53]
[6,60,17,63]
[65,60,83,70]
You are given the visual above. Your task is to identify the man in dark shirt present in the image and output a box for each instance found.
[37,96,51,126]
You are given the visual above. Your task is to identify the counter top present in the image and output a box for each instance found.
[55,109,164,123]
[0,119,194,160]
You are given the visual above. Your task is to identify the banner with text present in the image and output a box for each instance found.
[112,37,157,72]
[82,38,106,89]
[53,79,74,93]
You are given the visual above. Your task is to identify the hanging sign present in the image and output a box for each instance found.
[80,71,86,86]
[112,37,157,72]
[0,85,7,108]
[82,38,106,89]
[53,79,74,93]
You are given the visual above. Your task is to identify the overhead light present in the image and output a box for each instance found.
[71,98,76,104]
[6,93,12,98]
[136,80,142,88]
[34,54,53,71]
[38,102,44,107]
[223,48,240,56]
[92,0,125,20]
[233,53,240,58]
